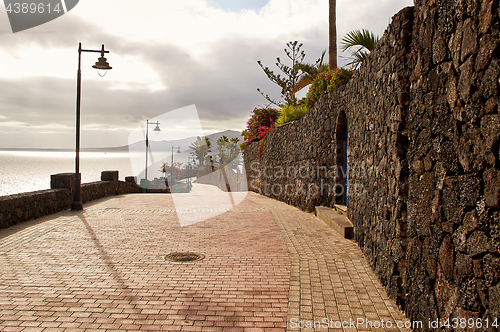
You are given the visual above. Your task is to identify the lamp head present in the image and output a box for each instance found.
[92,56,112,70]
[92,44,112,70]
[153,121,161,135]
[177,147,181,153]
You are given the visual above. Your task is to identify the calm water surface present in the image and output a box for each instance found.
[0,151,137,197]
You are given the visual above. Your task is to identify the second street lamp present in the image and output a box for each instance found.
[171,146,181,185]
[72,43,112,211]
[144,119,161,183]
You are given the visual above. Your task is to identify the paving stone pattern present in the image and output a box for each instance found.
[247,194,410,332]
[0,185,408,331]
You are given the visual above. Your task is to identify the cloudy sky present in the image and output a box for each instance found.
[0,0,413,149]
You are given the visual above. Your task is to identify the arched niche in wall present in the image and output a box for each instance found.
[336,111,348,205]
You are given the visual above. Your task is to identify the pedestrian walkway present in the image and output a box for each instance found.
[0,184,409,331]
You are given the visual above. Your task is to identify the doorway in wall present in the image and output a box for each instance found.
[336,111,348,205]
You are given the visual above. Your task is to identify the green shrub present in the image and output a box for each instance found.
[276,104,308,126]
[306,68,354,107]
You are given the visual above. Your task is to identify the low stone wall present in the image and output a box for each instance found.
[0,171,142,229]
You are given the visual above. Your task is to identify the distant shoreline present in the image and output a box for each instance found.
[0,129,243,154]
[0,147,128,152]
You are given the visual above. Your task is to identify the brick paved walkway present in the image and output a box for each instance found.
[0,184,409,331]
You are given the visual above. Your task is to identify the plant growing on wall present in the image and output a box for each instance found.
[241,107,279,149]
[276,104,308,126]
[306,68,353,107]
[292,50,329,98]
[340,29,380,69]
[257,41,306,107]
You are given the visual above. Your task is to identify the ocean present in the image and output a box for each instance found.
[0,150,194,197]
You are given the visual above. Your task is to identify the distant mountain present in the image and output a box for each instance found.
[206,130,242,144]
[0,130,243,153]
[83,129,243,153]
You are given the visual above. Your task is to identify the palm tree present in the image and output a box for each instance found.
[329,0,337,70]
[189,136,211,167]
[292,50,328,97]
[340,29,380,69]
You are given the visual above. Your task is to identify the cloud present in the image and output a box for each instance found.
[0,0,413,149]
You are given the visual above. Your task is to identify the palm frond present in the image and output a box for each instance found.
[343,49,370,69]
[292,77,315,96]
[294,63,317,79]
[340,29,380,52]
[292,49,329,96]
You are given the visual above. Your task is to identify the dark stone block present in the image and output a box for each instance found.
[488,282,500,317]
[454,252,474,284]
[461,18,479,62]
[467,231,492,257]
[480,59,500,99]
[125,176,137,184]
[439,234,455,279]
[476,34,499,71]
[458,57,475,100]
[101,170,119,182]
[50,173,75,190]
[460,278,481,312]
[483,254,500,287]
[484,168,500,207]
[481,114,500,165]
[443,177,463,224]
[459,174,482,207]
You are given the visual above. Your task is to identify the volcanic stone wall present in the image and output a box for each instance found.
[405,0,500,326]
[245,5,413,308]
[244,0,500,326]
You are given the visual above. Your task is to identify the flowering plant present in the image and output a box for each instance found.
[160,161,184,175]
[257,123,275,140]
[241,107,279,149]
[306,68,354,107]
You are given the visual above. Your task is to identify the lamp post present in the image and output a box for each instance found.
[186,158,190,189]
[145,120,161,182]
[188,156,196,189]
[72,43,112,211]
[171,146,181,185]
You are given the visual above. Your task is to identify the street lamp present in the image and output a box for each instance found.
[145,119,161,182]
[72,43,112,211]
[187,156,196,189]
[171,146,181,185]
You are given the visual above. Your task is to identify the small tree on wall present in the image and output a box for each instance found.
[257,41,306,107]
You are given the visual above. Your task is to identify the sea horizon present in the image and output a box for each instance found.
[0,150,192,197]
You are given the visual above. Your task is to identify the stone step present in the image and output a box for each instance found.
[334,204,347,215]
[315,206,354,239]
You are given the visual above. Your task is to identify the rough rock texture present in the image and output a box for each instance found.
[245,6,414,308]
[0,171,142,229]
[406,0,500,328]
[244,0,499,327]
